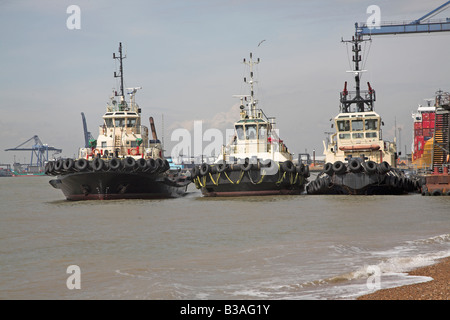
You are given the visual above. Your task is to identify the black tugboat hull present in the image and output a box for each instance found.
[306,160,421,195]
[49,171,188,201]
[193,164,308,197]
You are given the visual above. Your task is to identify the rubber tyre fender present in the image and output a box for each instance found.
[63,158,75,172]
[323,162,333,175]
[199,163,211,176]
[281,160,296,173]
[122,157,136,171]
[155,158,165,173]
[431,189,442,196]
[136,158,148,171]
[332,161,346,175]
[378,161,391,174]
[348,159,362,173]
[74,158,89,171]
[362,160,377,175]
[91,158,105,171]
[109,157,122,171]
[216,162,229,173]
[146,158,157,173]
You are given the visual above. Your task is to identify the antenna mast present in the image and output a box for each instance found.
[340,32,375,113]
[113,42,126,102]
[243,52,260,118]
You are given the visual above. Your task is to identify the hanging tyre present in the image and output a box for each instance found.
[281,160,295,173]
[199,163,211,175]
[63,158,75,172]
[109,157,122,171]
[378,161,391,174]
[332,161,346,174]
[91,157,104,171]
[45,161,55,175]
[146,158,157,173]
[362,160,377,174]
[122,157,136,171]
[136,158,147,171]
[240,161,252,172]
[216,162,229,173]
[155,158,165,173]
[348,159,362,173]
[74,158,89,171]
[323,162,333,175]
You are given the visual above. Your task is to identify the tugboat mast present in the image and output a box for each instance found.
[113,42,126,103]
[341,31,375,113]
[243,52,260,118]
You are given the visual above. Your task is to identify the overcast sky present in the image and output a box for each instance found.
[1,0,449,165]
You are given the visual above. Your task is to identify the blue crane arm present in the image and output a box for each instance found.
[357,1,450,36]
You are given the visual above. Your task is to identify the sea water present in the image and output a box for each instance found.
[0,176,449,299]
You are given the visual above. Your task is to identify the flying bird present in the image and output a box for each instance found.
[257,40,266,47]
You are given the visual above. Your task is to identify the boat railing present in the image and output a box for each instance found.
[340,89,375,102]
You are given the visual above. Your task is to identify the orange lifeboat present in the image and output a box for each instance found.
[339,144,380,151]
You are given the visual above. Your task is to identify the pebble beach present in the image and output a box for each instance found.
[357,257,450,300]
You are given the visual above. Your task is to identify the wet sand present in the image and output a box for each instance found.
[357,257,450,300]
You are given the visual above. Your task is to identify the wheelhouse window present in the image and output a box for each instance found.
[365,119,378,130]
[246,125,257,139]
[235,125,244,140]
[259,124,267,139]
[366,132,377,138]
[337,120,350,132]
[352,133,364,139]
[115,118,125,127]
[127,118,137,128]
[351,119,364,131]
[339,133,350,139]
[105,119,113,127]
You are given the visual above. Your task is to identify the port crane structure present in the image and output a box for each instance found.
[356,1,450,36]
[354,1,450,172]
[4,135,62,169]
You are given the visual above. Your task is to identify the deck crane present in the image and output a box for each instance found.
[4,135,63,169]
[81,112,94,148]
[354,1,450,173]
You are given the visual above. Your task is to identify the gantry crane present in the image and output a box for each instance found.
[4,135,62,169]
[356,1,450,36]
[353,1,450,172]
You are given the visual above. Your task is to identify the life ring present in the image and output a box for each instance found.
[332,161,346,175]
[109,157,122,171]
[131,148,139,156]
[93,149,101,157]
[281,160,295,173]
[74,158,89,171]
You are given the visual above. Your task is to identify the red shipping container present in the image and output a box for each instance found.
[423,112,430,121]
[430,120,434,128]
[423,120,430,128]
[429,112,435,120]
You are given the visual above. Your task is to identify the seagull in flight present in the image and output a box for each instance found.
[257,40,266,47]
